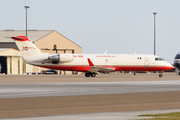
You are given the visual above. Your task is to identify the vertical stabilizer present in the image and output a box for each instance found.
[11,36,42,57]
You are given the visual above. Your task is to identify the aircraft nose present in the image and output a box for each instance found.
[169,64,175,69]
[165,62,174,70]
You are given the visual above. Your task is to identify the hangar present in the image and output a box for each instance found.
[0,30,82,74]
[0,48,23,74]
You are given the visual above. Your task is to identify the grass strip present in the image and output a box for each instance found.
[136,112,180,120]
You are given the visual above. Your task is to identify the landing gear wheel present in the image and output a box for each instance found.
[159,74,163,77]
[85,73,91,77]
[91,73,96,77]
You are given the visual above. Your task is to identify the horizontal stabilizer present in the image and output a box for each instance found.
[11,36,31,42]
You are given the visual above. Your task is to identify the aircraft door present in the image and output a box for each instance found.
[144,58,149,68]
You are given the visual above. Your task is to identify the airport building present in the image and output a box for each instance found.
[0,30,82,74]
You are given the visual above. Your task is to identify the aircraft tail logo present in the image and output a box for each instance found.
[11,36,43,57]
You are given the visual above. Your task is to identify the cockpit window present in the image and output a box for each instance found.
[175,54,180,59]
[155,58,164,61]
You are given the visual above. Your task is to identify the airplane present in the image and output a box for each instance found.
[11,36,174,77]
[174,52,180,75]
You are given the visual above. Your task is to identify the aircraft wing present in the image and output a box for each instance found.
[87,58,115,72]
[90,66,115,72]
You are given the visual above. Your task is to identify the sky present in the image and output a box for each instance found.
[1,0,180,63]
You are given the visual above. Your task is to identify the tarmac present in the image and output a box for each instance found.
[0,73,180,120]
[3,109,180,120]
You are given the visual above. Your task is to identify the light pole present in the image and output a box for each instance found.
[153,12,157,55]
[24,6,30,37]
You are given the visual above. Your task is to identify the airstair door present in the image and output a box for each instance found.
[144,58,149,68]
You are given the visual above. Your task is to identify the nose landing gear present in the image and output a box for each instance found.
[159,71,163,77]
[159,74,163,77]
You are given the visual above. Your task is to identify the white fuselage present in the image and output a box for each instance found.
[25,53,173,72]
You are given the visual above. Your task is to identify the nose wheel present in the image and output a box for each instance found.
[159,71,163,77]
[159,74,163,77]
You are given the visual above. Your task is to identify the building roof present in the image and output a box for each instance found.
[0,48,22,56]
[0,48,8,51]
[0,30,54,42]
[0,30,82,49]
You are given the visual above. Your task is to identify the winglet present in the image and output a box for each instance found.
[87,58,94,66]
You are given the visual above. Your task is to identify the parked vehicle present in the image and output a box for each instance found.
[42,69,58,74]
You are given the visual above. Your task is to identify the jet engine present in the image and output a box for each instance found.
[48,54,73,63]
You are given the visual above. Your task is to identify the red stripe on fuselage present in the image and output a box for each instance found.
[37,65,173,72]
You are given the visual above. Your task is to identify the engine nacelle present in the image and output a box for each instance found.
[48,54,73,63]
[59,54,73,62]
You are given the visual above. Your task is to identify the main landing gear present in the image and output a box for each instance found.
[85,72,96,77]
